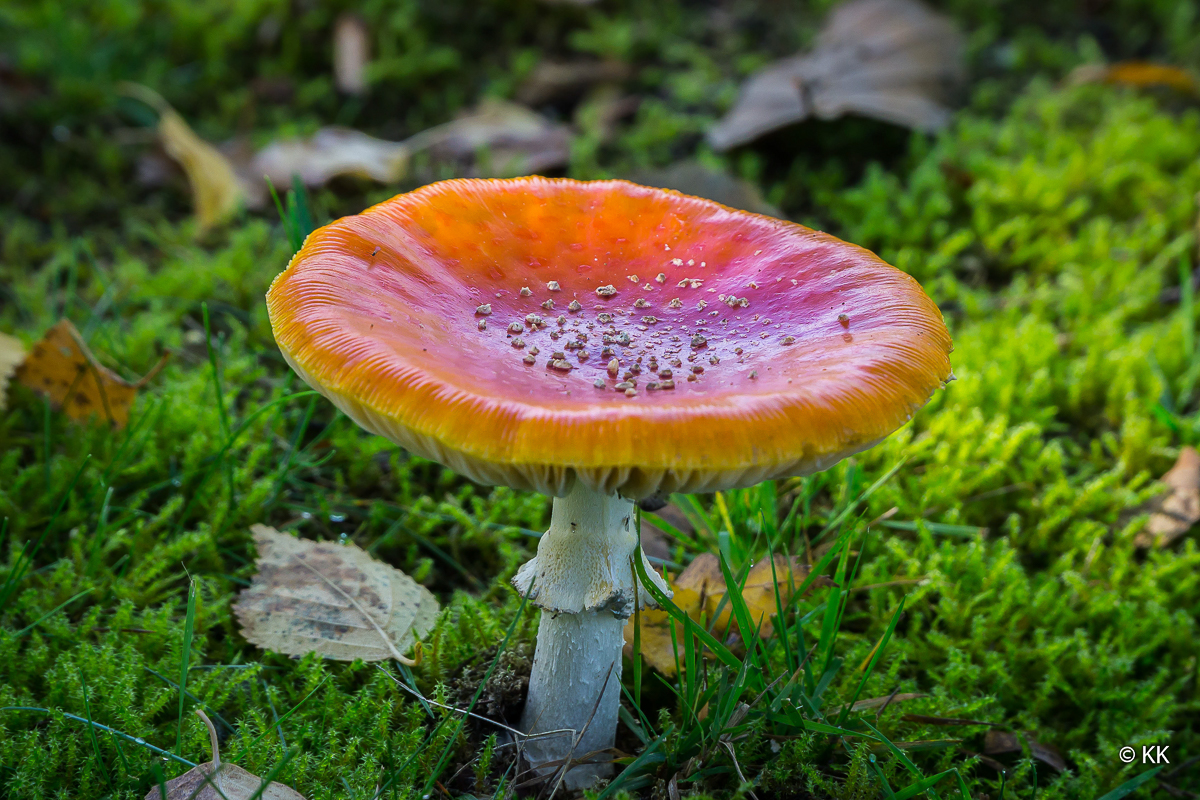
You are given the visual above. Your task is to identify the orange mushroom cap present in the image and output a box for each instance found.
[267,178,952,498]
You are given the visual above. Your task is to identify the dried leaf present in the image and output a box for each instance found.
[516,59,631,106]
[409,99,572,178]
[708,0,964,150]
[983,730,1022,755]
[832,692,925,714]
[0,331,25,411]
[1066,62,1199,94]
[121,83,246,230]
[624,162,782,217]
[147,710,305,800]
[14,320,168,428]
[333,14,370,96]
[233,525,438,664]
[241,100,569,204]
[250,128,409,195]
[981,730,1066,771]
[160,109,246,230]
[625,553,832,675]
[1026,735,1067,772]
[900,713,998,726]
[637,519,674,562]
[1134,448,1200,547]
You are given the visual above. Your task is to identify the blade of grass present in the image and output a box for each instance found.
[633,547,741,672]
[12,588,93,639]
[812,459,907,545]
[171,391,317,534]
[419,583,533,795]
[1095,766,1165,800]
[231,675,330,763]
[1183,254,1195,360]
[78,670,112,788]
[837,597,907,727]
[0,454,92,612]
[175,578,197,757]
[1,707,196,767]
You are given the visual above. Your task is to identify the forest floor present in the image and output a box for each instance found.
[2,0,1200,798]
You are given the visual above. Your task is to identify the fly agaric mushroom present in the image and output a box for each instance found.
[265,177,952,787]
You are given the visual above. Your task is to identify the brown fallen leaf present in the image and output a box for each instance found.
[1066,62,1199,94]
[0,332,25,411]
[233,525,439,664]
[982,730,1066,772]
[516,59,631,106]
[983,730,1021,755]
[147,709,305,800]
[623,162,782,217]
[625,553,832,675]
[637,518,674,562]
[333,14,370,96]
[708,0,964,150]
[1134,448,1200,547]
[15,320,168,428]
[121,84,246,231]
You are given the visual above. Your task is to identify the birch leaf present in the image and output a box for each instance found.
[234,525,439,664]
[0,332,25,412]
[14,320,168,428]
[146,710,305,800]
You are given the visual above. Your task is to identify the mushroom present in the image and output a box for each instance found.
[265,177,953,788]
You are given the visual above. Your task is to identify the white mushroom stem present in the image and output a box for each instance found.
[512,482,670,789]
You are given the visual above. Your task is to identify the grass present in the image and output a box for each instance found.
[3,0,1200,797]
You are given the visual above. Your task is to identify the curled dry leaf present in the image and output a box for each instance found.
[146,710,305,800]
[0,332,24,411]
[333,14,370,96]
[233,525,438,664]
[15,320,168,428]
[626,553,833,675]
[1134,447,1200,547]
[708,0,965,151]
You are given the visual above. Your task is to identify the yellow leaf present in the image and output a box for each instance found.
[159,108,245,231]
[14,320,168,428]
[625,553,831,676]
[121,83,245,231]
[1067,61,1199,94]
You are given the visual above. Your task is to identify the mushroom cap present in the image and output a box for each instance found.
[267,177,952,499]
